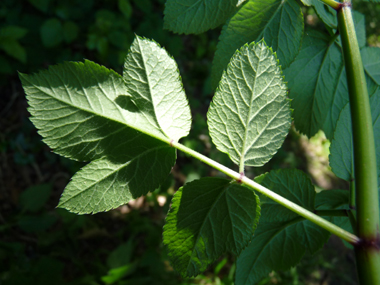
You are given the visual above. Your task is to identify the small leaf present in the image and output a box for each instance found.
[330,88,380,188]
[20,184,52,212]
[236,169,330,285]
[284,30,344,138]
[211,0,304,89]
[40,18,63,48]
[28,0,51,12]
[164,0,239,35]
[361,47,380,85]
[0,25,28,39]
[163,177,260,277]
[20,36,191,214]
[208,41,291,169]
[63,21,79,43]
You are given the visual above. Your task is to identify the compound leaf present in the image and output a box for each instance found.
[236,169,330,285]
[20,36,191,214]
[208,41,291,169]
[284,30,344,138]
[211,0,303,89]
[164,0,239,35]
[163,177,260,277]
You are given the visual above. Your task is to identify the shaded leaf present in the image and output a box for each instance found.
[164,0,239,35]
[208,41,291,169]
[40,18,63,48]
[236,169,330,285]
[211,0,304,89]
[163,177,260,277]
[0,39,27,63]
[0,25,28,39]
[362,47,380,85]
[330,89,380,188]
[20,184,52,212]
[284,30,344,138]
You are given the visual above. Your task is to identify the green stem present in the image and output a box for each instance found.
[317,0,341,10]
[172,141,359,244]
[337,1,380,284]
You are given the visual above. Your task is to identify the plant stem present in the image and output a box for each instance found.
[172,141,359,244]
[318,0,341,10]
[337,1,380,284]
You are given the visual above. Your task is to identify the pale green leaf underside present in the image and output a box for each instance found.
[208,41,291,169]
[163,177,260,277]
[330,89,380,189]
[211,0,304,89]
[20,36,191,214]
[236,169,330,285]
[284,30,344,138]
[164,0,239,35]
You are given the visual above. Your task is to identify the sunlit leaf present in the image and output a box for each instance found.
[20,36,191,214]
[208,41,291,169]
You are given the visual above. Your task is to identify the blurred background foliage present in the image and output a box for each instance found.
[0,0,379,284]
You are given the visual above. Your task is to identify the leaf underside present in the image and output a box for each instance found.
[208,41,291,169]
[20,36,191,214]
[236,169,331,285]
[211,0,304,89]
[163,177,260,277]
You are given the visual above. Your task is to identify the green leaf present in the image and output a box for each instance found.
[163,177,260,277]
[211,0,304,89]
[330,89,380,188]
[40,18,63,48]
[361,47,380,85]
[0,26,28,39]
[19,184,52,212]
[118,0,132,18]
[164,0,239,35]
[28,0,51,12]
[208,41,291,169]
[63,21,79,43]
[236,169,330,285]
[311,0,337,28]
[20,36,191,214]
[284,30,344,138]
[0,39,27,63]
[236,0,247,6]
[315,189,349,210]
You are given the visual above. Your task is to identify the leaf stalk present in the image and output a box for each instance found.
[172,141,359,244]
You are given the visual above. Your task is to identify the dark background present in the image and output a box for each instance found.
[1,0,379,284]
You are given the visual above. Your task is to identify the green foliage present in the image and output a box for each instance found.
[211,0,304,89]
[17,0,380,284]
[20,37,191,214]
[164,0,239,35]
[208,41,291,168]
[164,178,260,277]
[236,169,330,284]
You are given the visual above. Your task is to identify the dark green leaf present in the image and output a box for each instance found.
[361,47,380,85]
[284,30,344,138]
[40,18,63,48]
[163,177,260,277]
[211,0,304,89]
[19,184,52,212]
[0,25,28,39]
[0,39,27,63]
[164,0,239,35]
[63,21,79,43]
[236,169,330,285]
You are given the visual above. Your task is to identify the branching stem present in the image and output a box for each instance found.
[172,141,360,245]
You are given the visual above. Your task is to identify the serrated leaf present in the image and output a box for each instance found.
[311,0,337,28]
[20,36,191,214]
[236,169,330,285]
[123,37,191,141]
[163,177,260,277]
[330,89,380,188]
[211,0,304,89]
[284,30,344,138]
[208,41,291,169]
[163,0,239,35]
[362,47,380,85]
